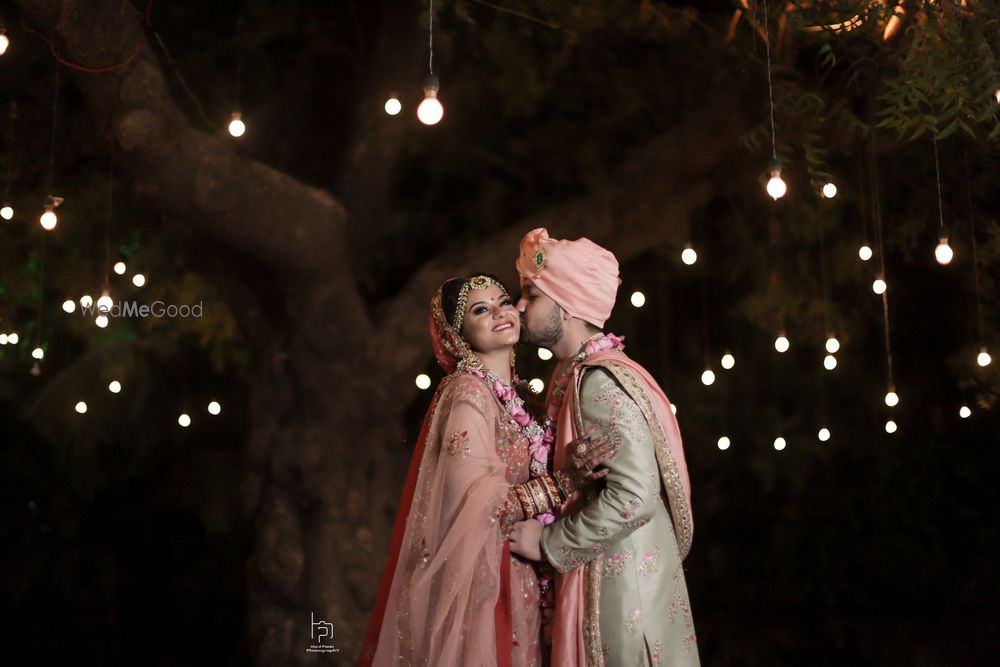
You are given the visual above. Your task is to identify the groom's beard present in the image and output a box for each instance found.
[520,305,563,349]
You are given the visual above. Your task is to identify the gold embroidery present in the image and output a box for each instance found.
[445,430,471,459]
[624,607,642,635]
[637,546,661,576]
[602,548,633,577]
[583,556,605,667]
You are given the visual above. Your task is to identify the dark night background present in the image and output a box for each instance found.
[1,1,998,665]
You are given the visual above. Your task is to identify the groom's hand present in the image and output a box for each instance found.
[508,519,543,561]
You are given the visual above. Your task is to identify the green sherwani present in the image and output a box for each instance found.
[541,365,699,666]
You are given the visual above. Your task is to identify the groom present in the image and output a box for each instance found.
[508,228,699,666]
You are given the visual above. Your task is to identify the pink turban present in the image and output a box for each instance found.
[516,228,621,328]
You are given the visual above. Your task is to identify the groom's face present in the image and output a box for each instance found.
[516,281,563,349]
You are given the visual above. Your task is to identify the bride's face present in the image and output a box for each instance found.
[460,285,520,353]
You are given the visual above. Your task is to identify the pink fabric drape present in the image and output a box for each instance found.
[548,351,692,666]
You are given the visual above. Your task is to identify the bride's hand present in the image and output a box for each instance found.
[559,427,613,492]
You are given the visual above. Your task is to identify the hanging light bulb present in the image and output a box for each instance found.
[630,291,646,308]
[208,400,222,415]
[670,403,677,415]
[765,159,787,200]
[681,245,698,266]
[62,299,75,313]
[39,204,57,230]
[858,243,873,262]
[717,436,731,451]
[537,348,553,361]
[823,354,837,370]
[30,361,41,376]
[108,380,121,393]
[821,182,838,199]
[80,295,93,309]
[885,387,899,407]
[415,373,432,390]
[0,203,12,220]
[994,88,1000,104]
[721,352,735,370]
[113,261,127,275]
[417,75,444,126]
[384,95,402,116]
[0,27,9,57]
[885,420,897,434]
[774,332,790,353]
[132,273,146,288]
[32,346,44,360]
[818,427,831,442]
[977,347,992,367]
[959,405,971,419]
[872,276,887,295]
[825,335,840,354]
[75,401,88,414]
[227,111,246,137]
[529,378,545,393]
[773,436,787,451]
[178,413,192,427]
[7,332,17,344]
[97,292,113,313]
[701,369,716,386]
[934,228,954,265]
[0,333,6,344]
[95,315,109,328]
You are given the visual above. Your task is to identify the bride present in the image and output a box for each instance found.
[359,274,611,666]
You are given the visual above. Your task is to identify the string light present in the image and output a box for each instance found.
[701,369,716,386]
[0,204,11,220]
[818,428,831,442]
[75,401,87,414]
[934,229,954,265]
[537,348,553,361]
[717,436,731,451]
[39,203,58,230]
[32,346,43,359]
[681,245,698,266]
[415,373,431,390]
[760,0,784,201]
[721,352,735,370]
[773,437,787,451]
[529,378,545,393]
[80,295,93,309]
[858,243,873,262]
[821,182,838,199]
[208,400,222,415]
[977,347,992,367]
[108,380,121,393]
[872,276,887,295]
[95,315,109,328]
[959,405,971,419]
[884,387,899,407]
[97,292,113,312]
[670,403,677,415]
[766,160,787,200]
[0,333,6,344]
[823,354,837,370]
[132,273,146,287]
[0,24,9,57]
[995,88,1000,104]
[774,332,790,353]
[114,261,126,275]
[885,420,897,434]
[417,0,443,126]
[7,332,17,344]
[178,413,191,427]
[384,96,402,116]
[227,111,246,137]
[630,291,646,308]
[62,299,75,313]
[825,336,841,354]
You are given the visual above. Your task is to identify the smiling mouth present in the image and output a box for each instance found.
[492,322,514,332]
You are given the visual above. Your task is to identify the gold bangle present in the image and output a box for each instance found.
[514,484,534,517]
[543,474,566,505]
[530,479,552,514]
[553,469,573,497]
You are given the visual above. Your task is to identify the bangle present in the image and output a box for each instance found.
[529,479,551,514]
[514,484,535,517]
[542,474,566,506]
[553,469,573,497]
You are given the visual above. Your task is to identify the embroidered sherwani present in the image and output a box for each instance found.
[541,358,699,666]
